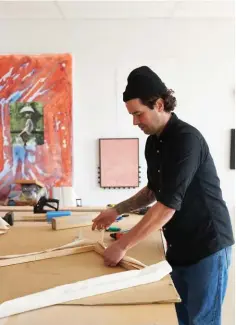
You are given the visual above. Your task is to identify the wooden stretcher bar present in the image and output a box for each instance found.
[0,206,105,213]
[0,239,146,271]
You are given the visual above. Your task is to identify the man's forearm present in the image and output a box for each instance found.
[114,186,156,215]
[118,201,175,251]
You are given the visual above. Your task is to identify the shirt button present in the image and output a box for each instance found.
[158,170,160,173]
[163,228,166,231]
[169,244,172,247]
[158,189,161,192]
[160,140,163,143]
[157,150,160,153]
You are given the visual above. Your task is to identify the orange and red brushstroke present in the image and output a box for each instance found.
[0,54,72,200]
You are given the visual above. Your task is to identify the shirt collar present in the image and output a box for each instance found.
[158,112,178,140]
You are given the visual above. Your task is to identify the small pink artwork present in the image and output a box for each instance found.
[99,138,139,188]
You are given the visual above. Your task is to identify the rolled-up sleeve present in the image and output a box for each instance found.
[159,134,202,210]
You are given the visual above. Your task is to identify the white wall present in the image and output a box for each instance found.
[0,17,234,215]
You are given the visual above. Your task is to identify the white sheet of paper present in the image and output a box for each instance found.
[0,217,9,235]
[0,260,172,319]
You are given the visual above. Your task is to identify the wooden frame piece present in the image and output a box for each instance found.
[14,213,47,222]
[51,216,93,230]
[15,179,45,188]
[0,238,146,270]
[0,206,104,213]
[10,213,95,226]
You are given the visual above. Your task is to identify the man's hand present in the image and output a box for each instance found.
[103,241,127,267]
[92,208,119,231]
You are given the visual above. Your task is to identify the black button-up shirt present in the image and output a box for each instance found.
[145,113,234,266]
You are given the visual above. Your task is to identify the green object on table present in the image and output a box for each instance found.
[105,226,121,232]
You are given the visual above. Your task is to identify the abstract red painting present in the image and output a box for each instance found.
[0,54,72,201]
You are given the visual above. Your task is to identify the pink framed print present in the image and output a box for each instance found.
[99,138,139,188]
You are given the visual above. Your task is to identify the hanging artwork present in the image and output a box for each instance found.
[98,138,140,188]
[230,129,235,170]
[10,102,44,146]
[0,54,72,201]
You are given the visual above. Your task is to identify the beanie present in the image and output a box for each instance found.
[123,66,167,102]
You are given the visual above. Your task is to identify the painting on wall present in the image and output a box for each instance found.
[99,138,140,188]
[10,101,44,146]
[230,129,235,170]
[0,54,72,201]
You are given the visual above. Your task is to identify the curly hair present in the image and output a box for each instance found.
[141,89,177,112]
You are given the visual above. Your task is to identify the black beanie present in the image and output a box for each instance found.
[123,66,167,102]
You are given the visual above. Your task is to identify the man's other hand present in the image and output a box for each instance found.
[92,208,118,231]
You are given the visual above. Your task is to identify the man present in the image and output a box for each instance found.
[92,66,234,325]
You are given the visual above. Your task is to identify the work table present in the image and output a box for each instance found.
[0,212,179,325]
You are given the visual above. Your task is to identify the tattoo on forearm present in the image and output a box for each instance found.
[114,186,156,215]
